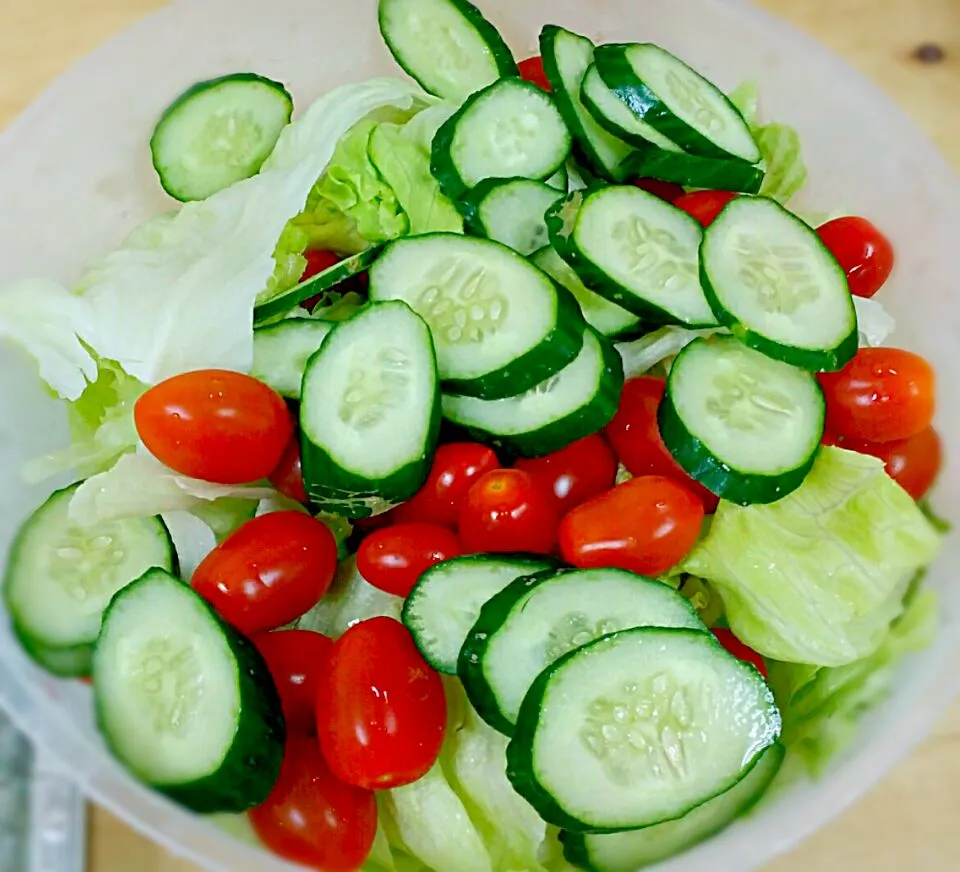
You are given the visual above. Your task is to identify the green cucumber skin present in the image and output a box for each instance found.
[458,176,559,238]
[593,45,756,163]
[618,148,765,193]
[379,0,518,100]
[93,572,285,814]
[443,327,624,459]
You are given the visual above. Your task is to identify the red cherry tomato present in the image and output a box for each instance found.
[816,216,895,299]
[134,370,293,484]
[673,190,738,227]
[559,476,704,576]
[605,377,720,512]
[458,468,560,555]
[317,617,446,790]
[389,443,501,528]
[249,735,378,871]
[302,249,342,281]
[269,436,308,503]
[712,629,767,678]
[254,630,333,735]
[191,512,338,635]
[634,178,685,203]
[356,523,464,598]
[514,435,618,515]
[518,56,551,91]
[818,347,935,443]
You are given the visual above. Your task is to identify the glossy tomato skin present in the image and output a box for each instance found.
[317,617,446,791]
[458,468,560,555]
[818,347,935,443]
[389,443,501,528]
[356,523,464,598]
[518,56,551,91]
[514,435,618,515]
[192,512,338,636]
[634,178,685,203]
[135,370,293,484]
[712,629,767,678]
[605,377,720,512]
[254,630,333,735]
[249,734,378,872]
[269,436,308,503]
[301,250,345,312]
[816,216,895,299]
[673,190,738,227]
[559,475,704,576]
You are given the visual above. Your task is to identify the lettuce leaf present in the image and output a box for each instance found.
[160,510,217,578]
[615,326,722,378]
[681,447,942,666]
[853,296,896,348]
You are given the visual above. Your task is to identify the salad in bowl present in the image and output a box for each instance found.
[0,0,948,870]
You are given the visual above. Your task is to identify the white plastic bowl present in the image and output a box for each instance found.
[0,0,958,869]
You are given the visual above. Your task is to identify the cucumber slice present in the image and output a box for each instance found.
[461,178,562,256]
[619,147,765,193]
[442,327,623,458]
[431,77,572,200]
[150,73,293,202]
[701,196,858,371]
[300,301,440,518]
[547,186,717,326]
[3,483,176,678]
[594,44,760,164]
[531,246,641,339]
[93,568,284,812]
[546,163,569,192]
[539,26,634,183]
[459,568,705,735]
[378,0,517,101]
[402,554,559,674]
[368,233,586,400]
[562,743,785,871]
[253,248,380,326]
[659,335,825,505]
[250,319,333,400]
[505,627,781,833]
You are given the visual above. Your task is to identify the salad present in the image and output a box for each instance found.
[0,0,948,870]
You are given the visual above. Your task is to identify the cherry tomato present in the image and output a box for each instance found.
[269,436,308,503]
[514,435,618,515]
[317,617,446,790]
[712,628,767,678]
[673,190,738,227]
[249,735,378,871]
[458,468,560,555]
[605,376,720,512]
[518,56,551,91]
[356,523,464,598]
[302,249,342,281]
[634,178,685,203]
[559,476,704,576]
[816,216,895,299]
[192,512,338,635]
[389,443,501,528]
[254,630,333,735]
[134,370,292,484]
[818,347,935,443]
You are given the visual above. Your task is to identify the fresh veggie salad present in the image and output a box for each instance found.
[0,0,947,870]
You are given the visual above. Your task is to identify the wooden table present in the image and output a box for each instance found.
[3,1,960,869]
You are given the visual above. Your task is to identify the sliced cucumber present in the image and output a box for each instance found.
[250,319,333,400]
[459,568,704,735]
[378,0,517,101]
[539,26,634,183]
[300,301,440,518]
[368,233,585,400]
[546,163,569,192]
[506,627,781,833]
[701,196,858,371]
[431,77,572,200]
[93,568,284,812]
[619,147,765,193]
[659,335,825,505]
[253,248,380,326]
[3,484,176,678]
[461,178,561,256]
[150,73,293,202]
[594,44,760,164]
[532,246,641,339]
[562,743,785,871]
[547,186,717,326]
[402,554,559,674]
[442,327,623,458]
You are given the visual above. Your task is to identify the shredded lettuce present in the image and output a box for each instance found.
[190,498,258,541]
[160,510,217,578]
[615,326,722,379]
[681,447,942,666]
[853,296,896,348]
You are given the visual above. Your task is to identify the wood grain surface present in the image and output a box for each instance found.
[2,1,959,870]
